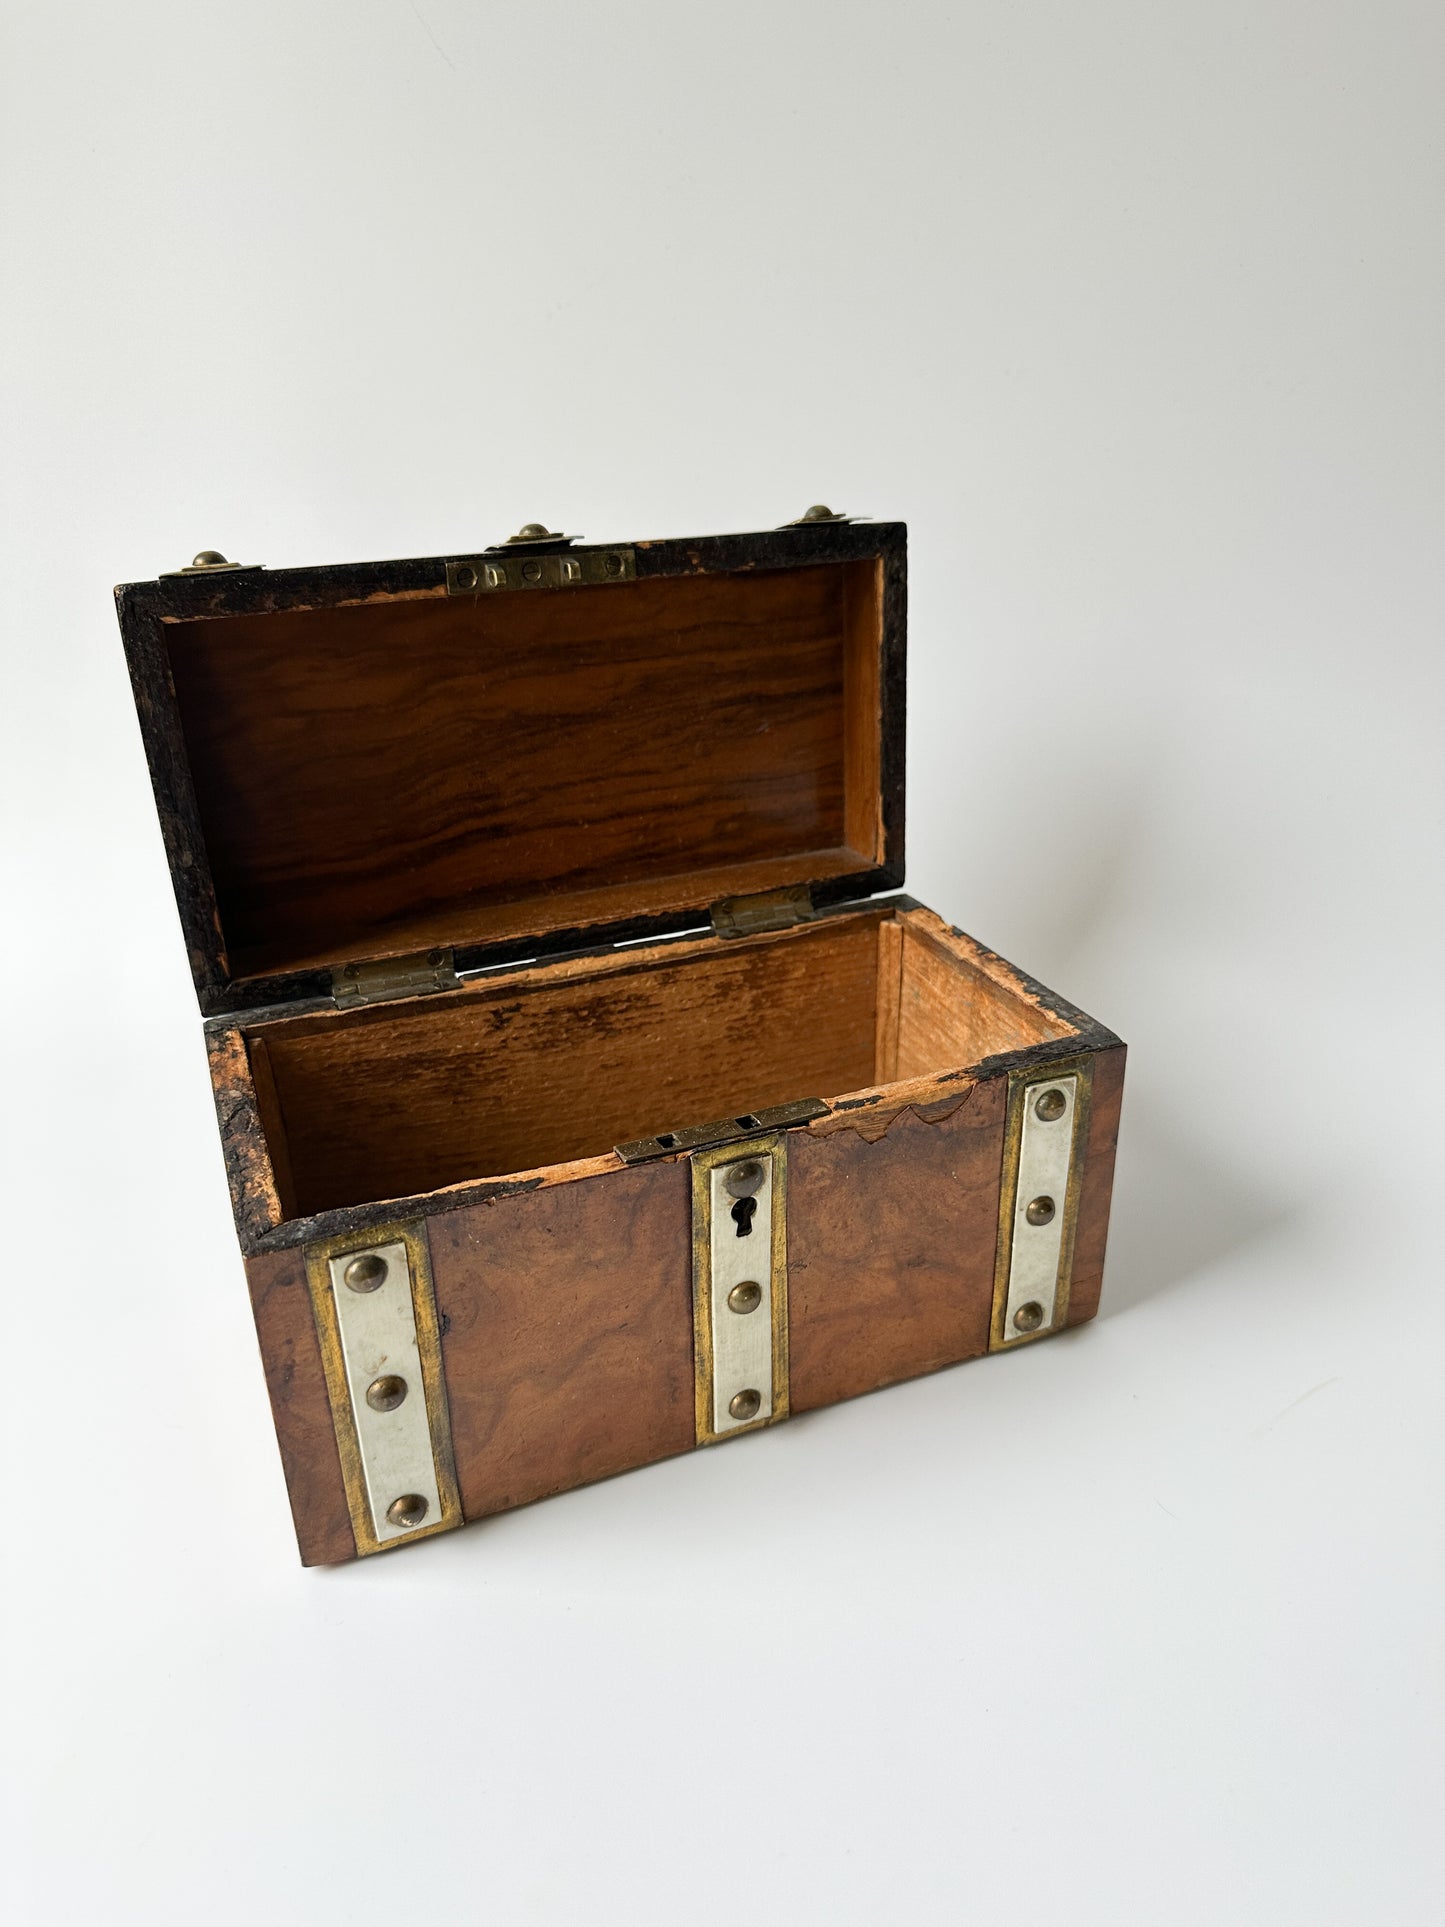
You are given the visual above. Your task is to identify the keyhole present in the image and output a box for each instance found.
[731,1196,757,1237]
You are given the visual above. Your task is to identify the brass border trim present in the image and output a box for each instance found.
[989,1054,1095,1352]
[690,1133,790,1446]
[304,1218,463,1557]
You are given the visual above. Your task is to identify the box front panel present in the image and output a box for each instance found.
[427,1159,695,1520]
[786,1079,1009,1410]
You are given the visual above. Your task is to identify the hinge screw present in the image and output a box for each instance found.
[1025,1195,1056,1226]
[729,1389,762,1421]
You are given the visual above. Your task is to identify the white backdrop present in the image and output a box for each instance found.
[3,5,1442,1923]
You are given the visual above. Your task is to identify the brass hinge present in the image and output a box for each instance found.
[331,947,461,1009]
[709,883,816,940]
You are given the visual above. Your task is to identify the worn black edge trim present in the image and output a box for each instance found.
[115,520,906,616]
[240,1174,552,1259]
[116,589,230,1010]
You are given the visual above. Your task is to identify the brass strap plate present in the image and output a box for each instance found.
[691,1135,790,1445]
[616,1096,827,1165]
[990,1060,1093,1349]
[305,1221,462,1556]
[446,548,636,595]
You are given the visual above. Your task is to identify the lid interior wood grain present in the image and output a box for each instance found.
[121,523,904,1009]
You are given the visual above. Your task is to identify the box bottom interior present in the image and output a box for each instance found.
[240,904,1077,1222]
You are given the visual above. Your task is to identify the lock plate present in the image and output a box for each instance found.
[990,1061,1093,1349]
[691,1135,790,1444]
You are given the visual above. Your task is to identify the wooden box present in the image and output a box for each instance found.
[116,513,1125,1564]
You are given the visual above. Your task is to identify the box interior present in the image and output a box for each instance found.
[165,558,886,984]
[242,907,1075,1221]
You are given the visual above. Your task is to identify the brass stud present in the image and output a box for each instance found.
[515,522,550,540]
[728,1389,762,1421]
[385,1493,429,1530]
[727,1281,763,1315]
[192,549,229,567]
[1013,1301,1045,1333]
[800,504,837,521]
[1025,1195,1055,1226]
[1034,1088,1067,1122]
[723,1159,766,1199]
[366,1374,408,1412]
[343,1253,388,1292]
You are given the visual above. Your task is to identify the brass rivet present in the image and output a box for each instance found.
[343,1253,388,1292]
[1013,1301,1045,1333]
[1034,1088,1067,1122]
[1025,1195,1055,1226]
[729,1389,762,1421]
[386,1493,428,1529]
[727,1281,763,1314]
[192,549,228,567]
[366,1374,408,1412]
[724,1159,766,1199]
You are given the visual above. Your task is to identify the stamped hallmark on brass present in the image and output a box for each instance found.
[691,1135,790,1445]
[304,1221,462,1556]
[990,1059,1093,1350]
[446,547,636,595]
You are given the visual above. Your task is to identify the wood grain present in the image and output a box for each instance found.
[244,1246,354,1565]
[164,561,883,981]
[1064,1043,1126,1327]
[895,911,1073,1076]
[428,1160,696,1521]
[787,1075,1008,1410]
[255,915,883,1215]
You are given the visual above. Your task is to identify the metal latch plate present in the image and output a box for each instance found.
[305,1223,462,1555]
[991,1062,1092,1349]
[616,1097,827,1165]
[691,1135,790,1445]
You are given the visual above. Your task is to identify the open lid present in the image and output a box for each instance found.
[116,513,905,1016]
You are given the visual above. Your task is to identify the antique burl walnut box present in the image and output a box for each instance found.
[116,510,1125,1564]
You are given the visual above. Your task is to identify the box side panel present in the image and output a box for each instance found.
[244,1246,354,1565]
[428,1160,695,1520]
[1063,1044,1126,1327]
[787,1076,1008,1410]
